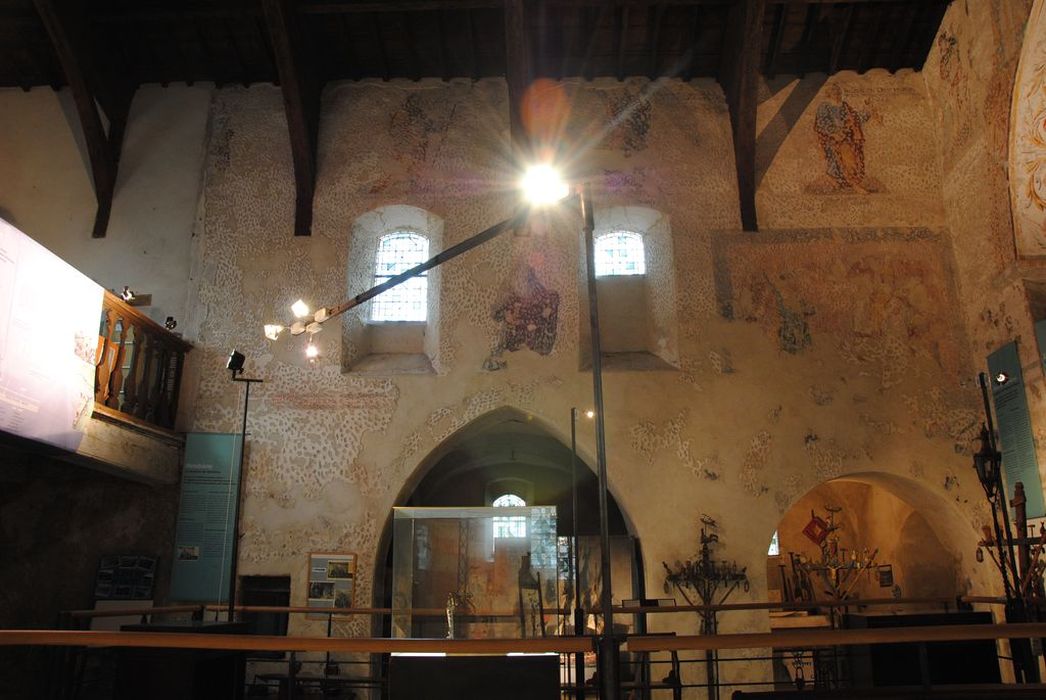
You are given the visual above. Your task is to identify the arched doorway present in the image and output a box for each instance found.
[372,407,642,637]
[767,475,962,606]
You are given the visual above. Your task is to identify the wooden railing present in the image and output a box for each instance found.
[95,290,192,432]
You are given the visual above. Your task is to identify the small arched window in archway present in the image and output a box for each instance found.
[594,231,645,277]
[371,231,429,322]
[768,530,780,557]
[493,493,527,538]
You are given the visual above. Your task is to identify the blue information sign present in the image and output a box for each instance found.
[169,433,242,602]
[987,342,1045,518]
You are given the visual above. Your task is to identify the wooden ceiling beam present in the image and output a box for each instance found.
[796,3,818,78]
[262,0,321,236]
[503,0,533,158]
[763,3,786,79]
[828,4,854,75]
[403,11,423,81]
[616,5,629,81]
[465,9,478,81]
[33,0,133,238]
[718,0,764,232]
[683,4,703,81]
[647,4,665,79]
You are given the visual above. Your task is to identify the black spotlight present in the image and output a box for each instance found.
[227,350,245,376]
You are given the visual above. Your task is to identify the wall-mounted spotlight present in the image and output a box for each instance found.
[227,349,246,377]
[264,324,284,341]
[165,316,177,331]
[994,372,1010,386]
[585,410,595,419]
[121,286,135,302]
[305,342,319,361]
[291,299,310,318]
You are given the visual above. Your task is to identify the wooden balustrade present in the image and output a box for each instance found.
[95,290,192,432]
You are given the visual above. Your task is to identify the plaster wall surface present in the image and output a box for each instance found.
[179,74,998,667]
[923,2,1046,514]
[0,84,211,326]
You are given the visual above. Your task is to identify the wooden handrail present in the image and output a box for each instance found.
[95,290,192,431]
[624,622,1046,653]
[5,623,1046,654]
[67,605,203,619]
[0,631,594,654]
[609,596,960,615]
[62,595,985,621]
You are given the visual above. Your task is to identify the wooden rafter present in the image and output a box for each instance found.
[33,0,132,239]
[647,4,665,80]
[763,3,786,79]
[262,0,321,236]
[718,0,764,232]
[829,4,854,75]
[503,0,532,157]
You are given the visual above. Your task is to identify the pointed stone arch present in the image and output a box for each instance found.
[370,405,642,635]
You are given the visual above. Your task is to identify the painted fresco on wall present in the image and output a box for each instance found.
[484,267,560,370]
[601,90,652,156]
[1011,0,1046,257]
[807,85,883,195]
[715,229,963,386]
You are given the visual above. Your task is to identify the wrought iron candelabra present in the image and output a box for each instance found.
[663,515,749,700]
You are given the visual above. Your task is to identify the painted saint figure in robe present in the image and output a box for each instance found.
[810,84,882,194]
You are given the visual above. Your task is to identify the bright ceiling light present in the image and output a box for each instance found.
[521,164,569,206]
[291,299,310,318]
[305,343,319,360]
[263,324,284,341]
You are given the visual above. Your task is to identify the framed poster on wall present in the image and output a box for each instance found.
[307,552,356,618]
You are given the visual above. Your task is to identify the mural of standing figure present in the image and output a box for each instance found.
[809,84,883,194]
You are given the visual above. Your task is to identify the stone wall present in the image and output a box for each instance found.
[180,74,995,656]
[0,448,178,698]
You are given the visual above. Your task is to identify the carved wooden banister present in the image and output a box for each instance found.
[95,291,192,431]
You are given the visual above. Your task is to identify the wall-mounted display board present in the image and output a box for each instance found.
[169,433,242,602]
[95,555,157,600]
[0,219,103,451]
[307,552,356,618]
[987,341,1045,518]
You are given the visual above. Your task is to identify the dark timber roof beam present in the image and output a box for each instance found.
[718,0,764,232]
[503,0,533,158]
[33,0,132,238]
[263,0,321,236]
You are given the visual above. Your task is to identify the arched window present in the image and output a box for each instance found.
[594,231,645,277]
[493,493,527,538]
[370,231,429,322]
[768,530,780,557]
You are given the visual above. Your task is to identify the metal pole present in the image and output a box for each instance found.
[571,407,584,699]
[580,184,619,700]
[229,375,262,620]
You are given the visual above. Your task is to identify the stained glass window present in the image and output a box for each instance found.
[594,231,645,277]
[493,493,527,538]
[370,232,428,322]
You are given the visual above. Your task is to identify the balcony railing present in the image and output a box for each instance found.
[94,290,192,432]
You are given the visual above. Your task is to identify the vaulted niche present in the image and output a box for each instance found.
[579,206,679,372]
[374,408,641,638]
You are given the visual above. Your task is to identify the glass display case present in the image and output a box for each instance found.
[391,506,640,640]
[391,506,559,639]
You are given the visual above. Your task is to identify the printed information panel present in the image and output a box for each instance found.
[987,341,1045,518]
[170,433,242,603]
[0,219,102,451]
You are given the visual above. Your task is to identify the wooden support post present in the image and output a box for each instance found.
[718,0,765,233]
[33,0,132,239]
[263,0,321,236]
